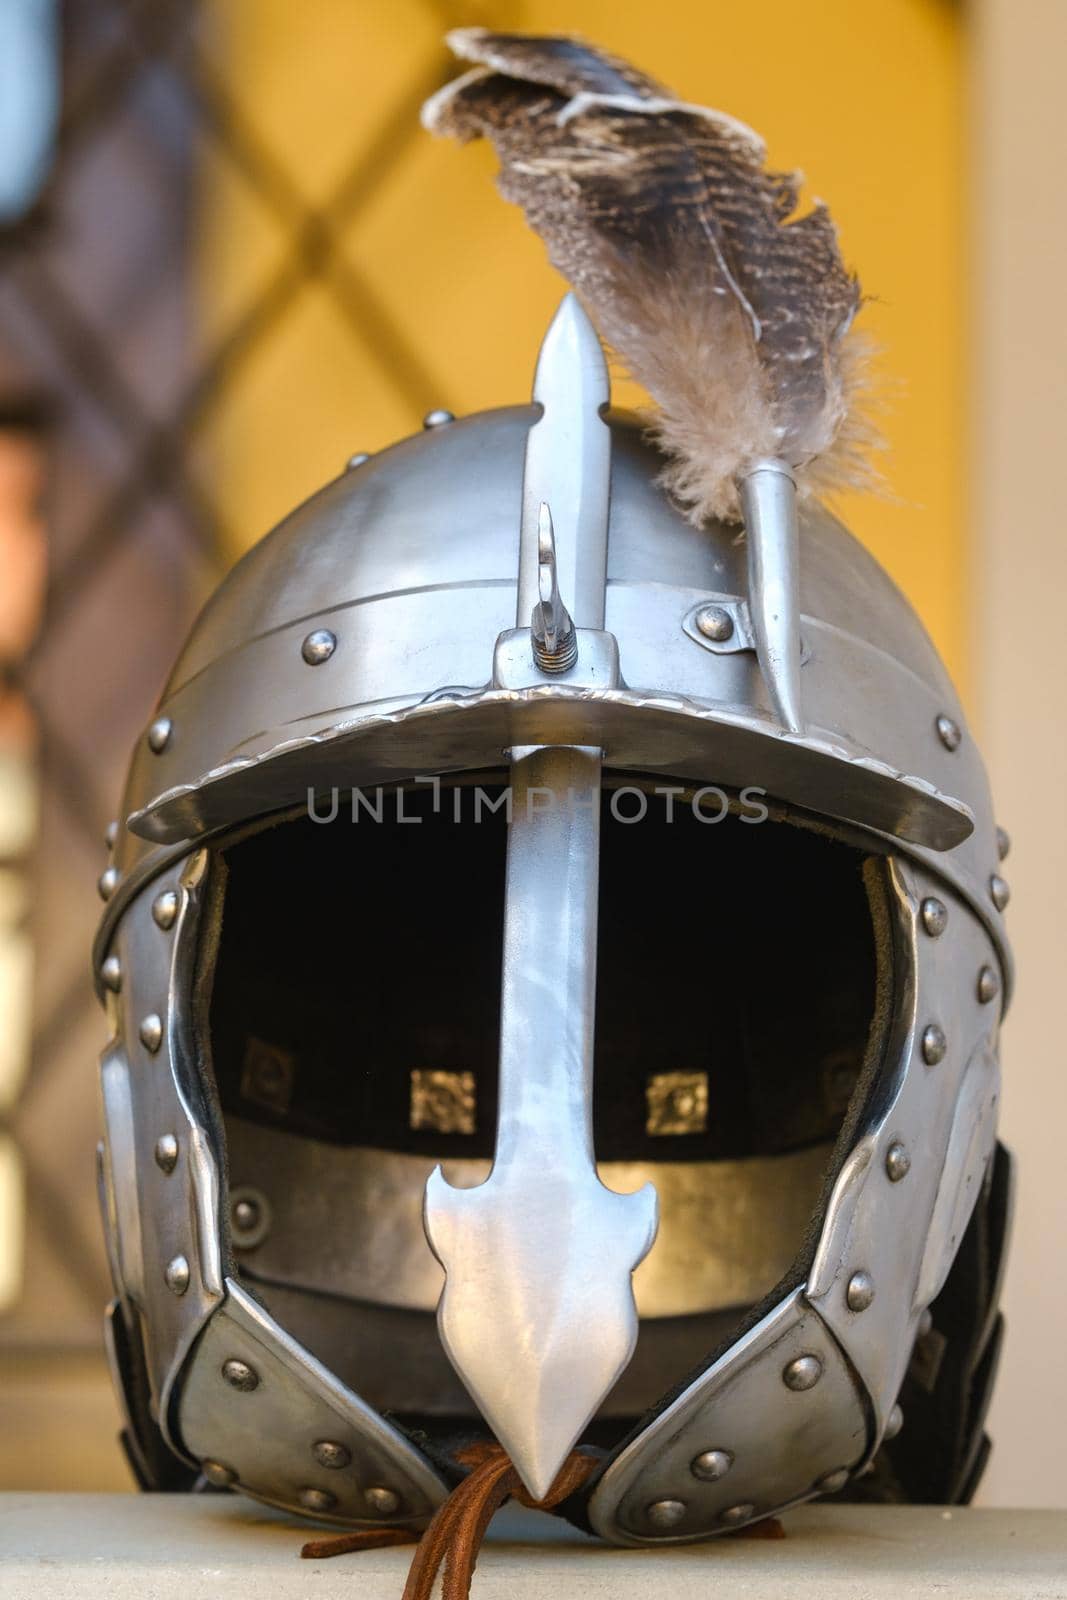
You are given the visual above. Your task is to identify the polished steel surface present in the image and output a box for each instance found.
[177,1280,448,1528]
[94,388,1011,973]
[806,859,1002,1445]
[425,745,658,1500]
[530,502,577,672]
[95,297,1012,1543]
[517,295,611,631]
[588,1289,868,1543]
[97,848,224,1446]
[739,460,803,734]
[224,1118,831,1320]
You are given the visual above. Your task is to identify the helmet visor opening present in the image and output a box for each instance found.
[204,775,881,1436]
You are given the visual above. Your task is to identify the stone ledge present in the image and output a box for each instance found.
[0,1495,1064,1599]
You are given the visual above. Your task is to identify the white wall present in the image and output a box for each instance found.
[973,0,1067,1508]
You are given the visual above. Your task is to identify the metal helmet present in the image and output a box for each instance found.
[95,292,1011,1543]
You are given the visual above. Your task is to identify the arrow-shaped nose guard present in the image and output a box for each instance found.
[424,744,659,1501]
[426,1161,657,1502]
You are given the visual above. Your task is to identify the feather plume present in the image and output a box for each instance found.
[423,29,877,525]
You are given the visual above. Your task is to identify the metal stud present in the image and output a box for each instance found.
[233,1197,260,1233]
[423,408,454,429]
[139,1014,163,1053]
[345,451,370,471]
[922,1023,947,1066]
[783,1353,823,1391]
[920,897,948,937]
[935,713,962,752]
[301,628,337,666]
[202,1460,237,1487]
[691,1449,733,1482]
[97,866,119,902]
[646,1499,687,1530]
[165,1255,190,1296]
[996,826,1011,862]
[694,604,734,643]
[147,716,173,754]
[152,890,179,930]
[989,874,1011,912]
[312,1440,351,1470]
[365,1486,401,1517]
[977,965,1001,1004]
[884,1403,904,1440]
[154,1133,179,1173]
[105,819,119,849]
[885,1142,911,1182]
[230,1187,271,1250]
[221,1358,259,1392]
[816,1468,850,1494]
[299,1487,337,1514]
[846,1270,876,1312]
[101,955,123,993]
[719,1503,756,1528]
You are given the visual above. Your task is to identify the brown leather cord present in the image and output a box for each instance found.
[301,1442,598,1598]
[301,1526,420,1559]
[300,1441,785,1592]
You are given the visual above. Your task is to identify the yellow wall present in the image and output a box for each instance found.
[199,0,965,681]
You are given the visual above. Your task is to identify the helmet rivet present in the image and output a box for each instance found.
[977,965,1000,1004]
[98,866,119,902]
[996,825,1011,861]
[312,1440,351,1470]
[105,819,119,849]
[935,713,961,751]
[694,603,734,642]
[646,1498,687,1530]
[101,955,122,993]
[989,874,1010,912]
[221,1358,259,1392]
[846,1270,875,1312]
[783,1353,823,1391]
[691,1449,732,1482]
[719,1503,756,1527]
[816,1468,850,1494]
[154,1134,179,1173]
[202,1460,237,1487]
[920,897,948,937]
[884,1403,904,1440]
[299,1487,337,1514]
[147,716,173,754]
[301,628,337,666]
[229,1186,271,1248]
[423,408,455,429]
[152,889,179,930]
[164,1254,190,1296]
[139,1013,163,1053]
[233,1197,259,1232]
[365,1486,401,1516]
[921,1023,947,1066]
[345,451,370,471]
[885,1141,911,1182]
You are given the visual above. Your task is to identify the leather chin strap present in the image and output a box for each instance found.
[302,1443,598,1598]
